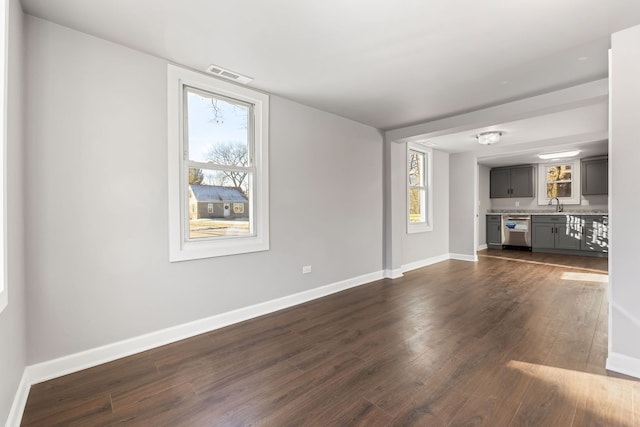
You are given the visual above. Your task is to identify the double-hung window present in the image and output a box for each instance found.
[537,161,581,206]
[407,142,433,233]
[168,65,269,261]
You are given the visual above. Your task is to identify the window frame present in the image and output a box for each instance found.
[537,160,581,206]
[167,64,269,261]
[406,142,433,234]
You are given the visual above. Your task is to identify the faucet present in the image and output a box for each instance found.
[548,197,563,212]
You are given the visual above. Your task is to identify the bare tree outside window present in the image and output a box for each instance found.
[205,142,249,195]
[408,150,425,223]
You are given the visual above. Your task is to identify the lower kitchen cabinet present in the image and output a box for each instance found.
[531,222,555,249]
[486,215,502,248]
[581,215,608,253]
[532,214,607,256]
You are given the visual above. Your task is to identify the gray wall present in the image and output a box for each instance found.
[401,149,450,265]
[25,16,383,364]
[610,24,640,363]
[383,139,404,274]
[449,152,478,258]
[477,165,490,247]
[0,0,26,424]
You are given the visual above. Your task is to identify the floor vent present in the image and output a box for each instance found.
[205,64,253,84]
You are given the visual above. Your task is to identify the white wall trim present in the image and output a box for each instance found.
[606,352,640,379]
[5,370,30,427]
[25,269,384,385]
[449,253,479,262]
[477,244,488,251]
[384,268,404,279]
[402,253,450,273]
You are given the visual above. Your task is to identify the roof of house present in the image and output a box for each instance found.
[189,185,247,202]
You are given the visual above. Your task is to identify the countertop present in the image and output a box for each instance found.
[487,209,608,216]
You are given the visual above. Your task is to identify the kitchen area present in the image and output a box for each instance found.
[480,151,608,257]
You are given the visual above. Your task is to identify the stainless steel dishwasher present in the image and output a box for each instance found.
[502,215,532,248]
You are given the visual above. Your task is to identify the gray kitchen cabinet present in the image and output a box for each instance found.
[581,215,608,253]
[486,215,502,248]
[581,156,608,195]
[490,165,534,198]
[532,215,582,251]
[532,214,607,256]
[489,169,511,198]
[531,222,555,249]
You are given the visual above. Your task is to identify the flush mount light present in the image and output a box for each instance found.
[476,131,502,145]
[537,150,580,160]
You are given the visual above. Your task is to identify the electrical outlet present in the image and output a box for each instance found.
[302,265,312,274]
[515,201,520,207]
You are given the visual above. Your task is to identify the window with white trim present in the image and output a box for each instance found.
[168,65,269,261]
[407,142,433,233]
[537,161,581,206]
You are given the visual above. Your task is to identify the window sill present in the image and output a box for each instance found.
[169,235,269,262]
[407,223,433,234]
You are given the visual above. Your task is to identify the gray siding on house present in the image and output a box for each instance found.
[196,201,248,219]
[189,184,249,219]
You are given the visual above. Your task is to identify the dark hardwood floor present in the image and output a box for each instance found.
[21,250,639,426]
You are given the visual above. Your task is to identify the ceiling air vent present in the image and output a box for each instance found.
[205,64,253,85]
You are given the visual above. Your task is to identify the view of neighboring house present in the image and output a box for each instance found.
[188,184,249,220]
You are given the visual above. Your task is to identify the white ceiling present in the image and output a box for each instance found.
[20,0,640,162]
[428,100,609,166]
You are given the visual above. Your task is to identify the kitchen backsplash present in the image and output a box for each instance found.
[489,194,608,211]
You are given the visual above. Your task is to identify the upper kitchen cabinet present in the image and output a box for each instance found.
[490,165,534,198]
[581,155,608,195]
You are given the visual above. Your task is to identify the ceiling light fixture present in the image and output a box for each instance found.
[476,131,502,145]
[537,150,580,160]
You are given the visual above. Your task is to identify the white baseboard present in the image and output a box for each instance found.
[384,268,403,279]
[402,253,450,273]
[606,352,640,379]
[5,370,30,427]
[449,253,479,262]
[25,269,384,386]
[477,244,488,251]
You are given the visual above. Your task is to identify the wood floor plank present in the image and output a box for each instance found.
[107,382,202,426]
[390,389,470,426]
[21,393,112,427]
[510,364,581,427]
[446,394,514,427]
[572,374,635,427]
[217,351,366,425]
[320,398,393,426]
[20,250,639,426]
[633,380,640,427]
